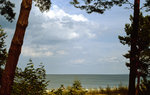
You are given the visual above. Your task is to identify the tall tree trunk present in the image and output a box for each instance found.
[136,71,140,95]
[128,0,140,95]
[0,0,32,95]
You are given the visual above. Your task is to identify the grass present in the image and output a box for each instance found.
[46,81,128,95]
[86,86,128,95]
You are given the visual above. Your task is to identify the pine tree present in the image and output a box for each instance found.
[0,0,51,94]
[119,13,150,95]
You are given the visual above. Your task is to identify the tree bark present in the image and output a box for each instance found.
[128,0,140,95]
[0,0,32,95]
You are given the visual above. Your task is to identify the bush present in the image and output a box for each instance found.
[48,80,87,95]
[72,80,82,90]
[139,80,150,95]
[11,59,49,95]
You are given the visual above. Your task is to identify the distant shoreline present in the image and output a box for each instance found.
[46,74,129,89]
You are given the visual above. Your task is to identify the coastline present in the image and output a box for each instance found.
[46,74,129,89]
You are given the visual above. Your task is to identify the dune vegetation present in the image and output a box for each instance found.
[46,80,128,95]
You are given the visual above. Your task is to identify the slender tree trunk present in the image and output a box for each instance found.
[128,0,140,95]
[136,72,140,95]
[0,0,32,95]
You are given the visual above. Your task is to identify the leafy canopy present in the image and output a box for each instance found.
[0,0,52,22]
[144,0,150,12]
[71,0,150,14]
[34,0,51,12]
[0,0,15,22]
[70,0,128,14]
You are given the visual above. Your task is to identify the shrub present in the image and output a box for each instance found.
[48,80,87,95]
[11,59,49,95]
[0,25,7,86]
[139,80,150,95]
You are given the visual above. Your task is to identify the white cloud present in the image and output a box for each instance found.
[73,46,83,50]
[56,50,67,55]
[22,46,53,57]
[40,21,80,40]
[68,32,79,39]
[70,14,88,22]
[98,57,122,63]
[71,59,85,64]
[86,32,96,38]
[28,4,100,44]
[43,5,88,22]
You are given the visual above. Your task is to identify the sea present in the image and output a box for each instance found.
[46,74,129,90]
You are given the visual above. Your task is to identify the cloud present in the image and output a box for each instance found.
[68,32,79,39]
[43,5,88,22]
[98,56,126,63]
[71,59,85,64]
[86,32,96,38]
[56,50,67,55]
[22,46,53,57]
[26,4,99,46]
[73,46,83,50]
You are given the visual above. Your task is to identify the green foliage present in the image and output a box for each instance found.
[0,25,7,85]
[118,13,150,77]
[11,59,49,95]
[119,13,150,95]
[139,80,150,95]
[48,80,87,95]
[71,0,150,14]
[68,80,86,95]
[33,0,51,12]
[54,85,64,95]
[70,0,127,14]
[144,0,150,12]
[106,85,111,95]
[86,84,128,95]
[47,81,128,95]
[0,0,15,22]
[72,80,82,90]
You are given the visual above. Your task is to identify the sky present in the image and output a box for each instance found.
[0,0,147,74]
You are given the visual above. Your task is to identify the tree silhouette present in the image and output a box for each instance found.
[0,0,51,95]
[119,13,150,95]
[128,0,140,95]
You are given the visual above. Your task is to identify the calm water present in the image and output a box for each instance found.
[46,74,129,89]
